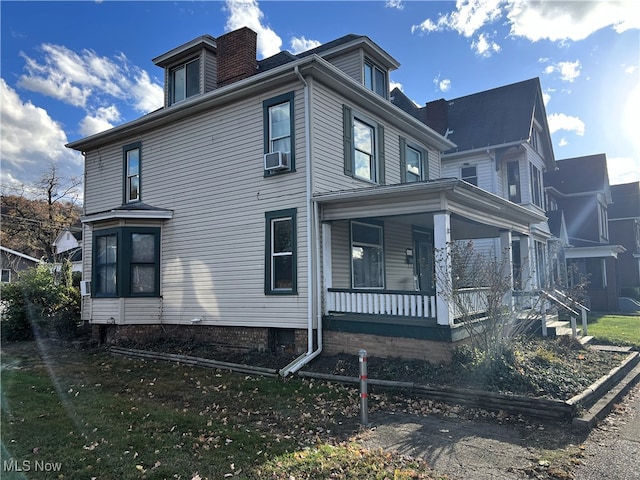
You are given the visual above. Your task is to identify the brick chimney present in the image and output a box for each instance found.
[216,27,257,88]
[423,99,449,136]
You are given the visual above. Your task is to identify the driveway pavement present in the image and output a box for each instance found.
[357,383,640,480]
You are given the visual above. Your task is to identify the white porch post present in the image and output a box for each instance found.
[520,235,535,293]
[500,230,513,309]
[434,212,453,326]
[322,222,332,314]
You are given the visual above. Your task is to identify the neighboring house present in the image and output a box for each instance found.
[608,182,640,298]
[66,27,547,370]
[53,227,83,273]
[544,154,625,311]
[392,78,555,292]
[0,246,41,283]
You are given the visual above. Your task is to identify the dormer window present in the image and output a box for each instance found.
[170,58,199,104]
[364,60,387,98]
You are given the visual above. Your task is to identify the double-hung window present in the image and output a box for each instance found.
[92,227,160,297]
[530,163,543,208]
[400,137,426,182]
[1,269,11,283]
[507,161,521,203]
[124,142,141,203]
[461,165,478,186]
[351,221,384,289]
[263,92,295,175]
[364,60,387,98]
[265,209,297,294]
[343,105,385,184]
[170,58,199,104]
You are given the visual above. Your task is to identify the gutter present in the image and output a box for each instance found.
[279,66,323,377]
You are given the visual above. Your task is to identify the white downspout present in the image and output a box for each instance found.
[280,66,322,376]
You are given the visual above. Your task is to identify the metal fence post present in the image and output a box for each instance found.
[359,349,368,427]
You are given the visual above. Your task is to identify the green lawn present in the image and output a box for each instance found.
[587,314,640,348]
[1,341,442,480]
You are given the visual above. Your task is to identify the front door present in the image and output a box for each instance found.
[414,231,434,293]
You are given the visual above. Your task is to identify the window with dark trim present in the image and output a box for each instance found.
[263,92,295,176]
[123,142,141,203]
[343,105,385,184]
[169,58,199,105]
[461,165,478,186]
[92,227,160,297]
[507,161,521,203]
[364,60,387,98]
[400,137,426,182]
[530,163,543,208]
[351,220,384,289]
[265,209,297,295]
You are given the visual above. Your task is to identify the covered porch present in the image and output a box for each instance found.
[314,179,548,344]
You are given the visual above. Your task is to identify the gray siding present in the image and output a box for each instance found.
[327,50,363,83]
[82,83,310,329]
[203,48,217,94]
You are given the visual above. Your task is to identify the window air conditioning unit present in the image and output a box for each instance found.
[264,151,288,171]
[80,281,91,296]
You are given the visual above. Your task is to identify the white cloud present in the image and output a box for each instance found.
[506,0,640,42]
[547,112,585,136]
[79,105,121,136]
[544,60,581,82]
[472,32,501,57]
[623,64,638,75]
[224,0,282,58]
[390,79,403,92]
[607,156,640,185]
[385,0,404,10]
[412,0,503,38]
[433,75,451,92]
[558,138,568,147]
[17,43,163,116]
[542,89,551,106]
[0,79,82,189]
[290,36,321,55]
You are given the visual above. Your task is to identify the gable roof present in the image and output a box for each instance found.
[544,154,611,197]
[0,246,41,264]
[609,182,640,219]
[444,78,548,153]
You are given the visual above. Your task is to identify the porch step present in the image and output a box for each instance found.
[579,335,595,345]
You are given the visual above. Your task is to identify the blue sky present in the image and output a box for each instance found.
[2,0,639,195]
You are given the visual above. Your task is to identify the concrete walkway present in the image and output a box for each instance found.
[573,383,640,480]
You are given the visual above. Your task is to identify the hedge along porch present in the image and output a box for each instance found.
[315,179,548,362]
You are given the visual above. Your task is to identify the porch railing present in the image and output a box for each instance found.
[326,288,437,320]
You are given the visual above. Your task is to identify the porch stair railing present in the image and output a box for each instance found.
[514,289,590,339]
[326,288,437,320]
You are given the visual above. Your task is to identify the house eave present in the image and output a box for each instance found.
[564,244,626,259]
[81,209,174,224]
[67,55,453,154]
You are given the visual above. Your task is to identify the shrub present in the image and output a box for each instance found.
[0,262,80,341]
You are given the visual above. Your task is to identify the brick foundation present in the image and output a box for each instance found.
[92,324,309,355]
[322,330,468,365]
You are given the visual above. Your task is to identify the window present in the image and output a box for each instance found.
[92,227,160,297]
[351,221,384,289]
[263,92,295,175]
[170,58,199,104]
[1,269,11,283]
[364,61,387,98]
[400,137,425,182]
[507,161,521,203]
[343,105,385,184]
[123,142,141,203]
[265,209,297,294]
[598,203,609,240]
[530,164,543,208]
[461,165,478,186]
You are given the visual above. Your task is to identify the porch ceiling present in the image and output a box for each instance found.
[314,179,546,236]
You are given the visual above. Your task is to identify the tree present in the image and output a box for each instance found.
[1,163,82,260]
